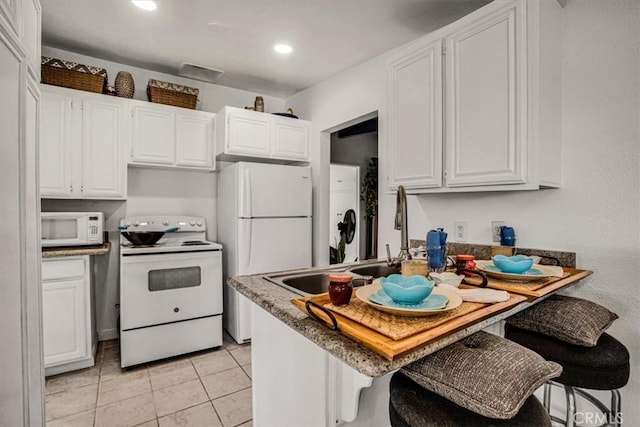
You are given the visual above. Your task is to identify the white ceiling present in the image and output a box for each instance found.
[41,0,491,98]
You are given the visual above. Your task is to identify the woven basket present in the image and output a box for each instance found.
[147,79,198,109]
[41,57,107,93]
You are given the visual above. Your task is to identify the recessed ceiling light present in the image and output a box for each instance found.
[274,44,293,54]
[131,0,157,11]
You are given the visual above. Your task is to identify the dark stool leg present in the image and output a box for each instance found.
[543,381,552,411]
[611,389,621,426]
[565,385,577,427]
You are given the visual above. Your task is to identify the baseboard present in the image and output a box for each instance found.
[98,328,119,341]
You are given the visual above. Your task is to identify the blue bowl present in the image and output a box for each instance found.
[491,255,534,274]
[380,274,434,304]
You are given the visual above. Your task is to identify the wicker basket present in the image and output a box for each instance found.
[41,56,107,93]
[147,79,199,109]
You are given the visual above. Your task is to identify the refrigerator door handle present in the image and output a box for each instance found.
[241,167,252,218]
[242,220,252,268]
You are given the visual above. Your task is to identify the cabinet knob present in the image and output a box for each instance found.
[173,307,179,313]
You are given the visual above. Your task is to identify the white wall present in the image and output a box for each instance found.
[41,47,286,340]
[42,46,285,114]
[287,0,640,422]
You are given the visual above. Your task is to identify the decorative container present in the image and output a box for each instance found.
[147,79,199,109]
[114,71,135,98]
[41,56,107,93]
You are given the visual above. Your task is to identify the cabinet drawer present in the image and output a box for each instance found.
[42,257,87,281]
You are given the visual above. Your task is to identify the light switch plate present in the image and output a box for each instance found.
[453,221,468,242]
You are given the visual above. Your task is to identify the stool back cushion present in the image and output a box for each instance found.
[505,295,618,347]
[400,331,561,419]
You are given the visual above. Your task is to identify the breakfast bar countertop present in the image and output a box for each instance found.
[228,261,592,378]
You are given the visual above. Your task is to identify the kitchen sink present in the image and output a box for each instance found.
[280,273,332,295]
[347,263,400,278]
[269,268,373,296]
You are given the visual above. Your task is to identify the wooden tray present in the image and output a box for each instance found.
[291,291,526,361]
[463,267,592,300]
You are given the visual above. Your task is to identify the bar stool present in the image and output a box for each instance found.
[505,323,629,427]
[389,331,561,427]
[389,371,552,426]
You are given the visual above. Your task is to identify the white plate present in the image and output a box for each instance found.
[355,282,462,317]
[476,260,556,281]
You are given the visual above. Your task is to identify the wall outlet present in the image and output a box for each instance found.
[453,221,468,242]
[491,221,505,242]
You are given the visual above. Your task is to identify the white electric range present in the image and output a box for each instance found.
[119,215,223,368]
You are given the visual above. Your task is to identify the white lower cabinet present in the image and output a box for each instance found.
[129,100,215,171]
[42,256,95,375]
[252,304,379,426]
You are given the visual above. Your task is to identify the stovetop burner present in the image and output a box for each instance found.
[119,215,222,255]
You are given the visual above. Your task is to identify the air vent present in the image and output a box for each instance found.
[178,63,224,83]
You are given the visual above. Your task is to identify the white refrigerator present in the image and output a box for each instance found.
[217,162,313,343]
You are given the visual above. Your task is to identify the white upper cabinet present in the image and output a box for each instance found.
[0,0,20,37]
[387,38,442,190]
[40,91,72,197]
[271,115,309,161]
[40,85,128,199]
[444,1,525,187]
[386,0,562,193]
[129,100,215,171]
[216,106,310,162]
[130,103,176,165]
[175,111,215,168]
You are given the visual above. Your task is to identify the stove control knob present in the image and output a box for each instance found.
[189,219,196,226]
[162,220,169,226]
[196,219,203,227]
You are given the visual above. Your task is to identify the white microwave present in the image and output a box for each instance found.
[41,212,104,247]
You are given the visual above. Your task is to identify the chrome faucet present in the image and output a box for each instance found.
[387,185,412,267]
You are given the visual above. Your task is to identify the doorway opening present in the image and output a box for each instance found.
[329,115,379,264]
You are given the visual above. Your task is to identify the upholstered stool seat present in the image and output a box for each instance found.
[388,331,560,426]
[505,323,630,390]
[389,371,552,427]
[505,323,630,427]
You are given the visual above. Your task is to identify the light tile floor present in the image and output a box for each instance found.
[45,332,253,427]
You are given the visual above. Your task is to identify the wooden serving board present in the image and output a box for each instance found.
[466,268,592,300]
[291,292,527,361]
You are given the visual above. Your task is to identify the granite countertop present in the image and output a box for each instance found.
[230,244,582,377]
[42,240,111,258]
[229,262,545,378]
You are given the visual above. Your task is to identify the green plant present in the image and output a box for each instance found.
[361,157,378,217]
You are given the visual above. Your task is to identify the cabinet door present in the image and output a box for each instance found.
[40,91,73,197]
[82,97,127,198]
[175,111,214,169]
[0,0,19,37]
[130,104,175,165]
[271,117,309,161]
[42,278,88,367]
[226,108,270,157]
[20,0,40,78]
[387,39,443,190]
[444,1,526,187]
